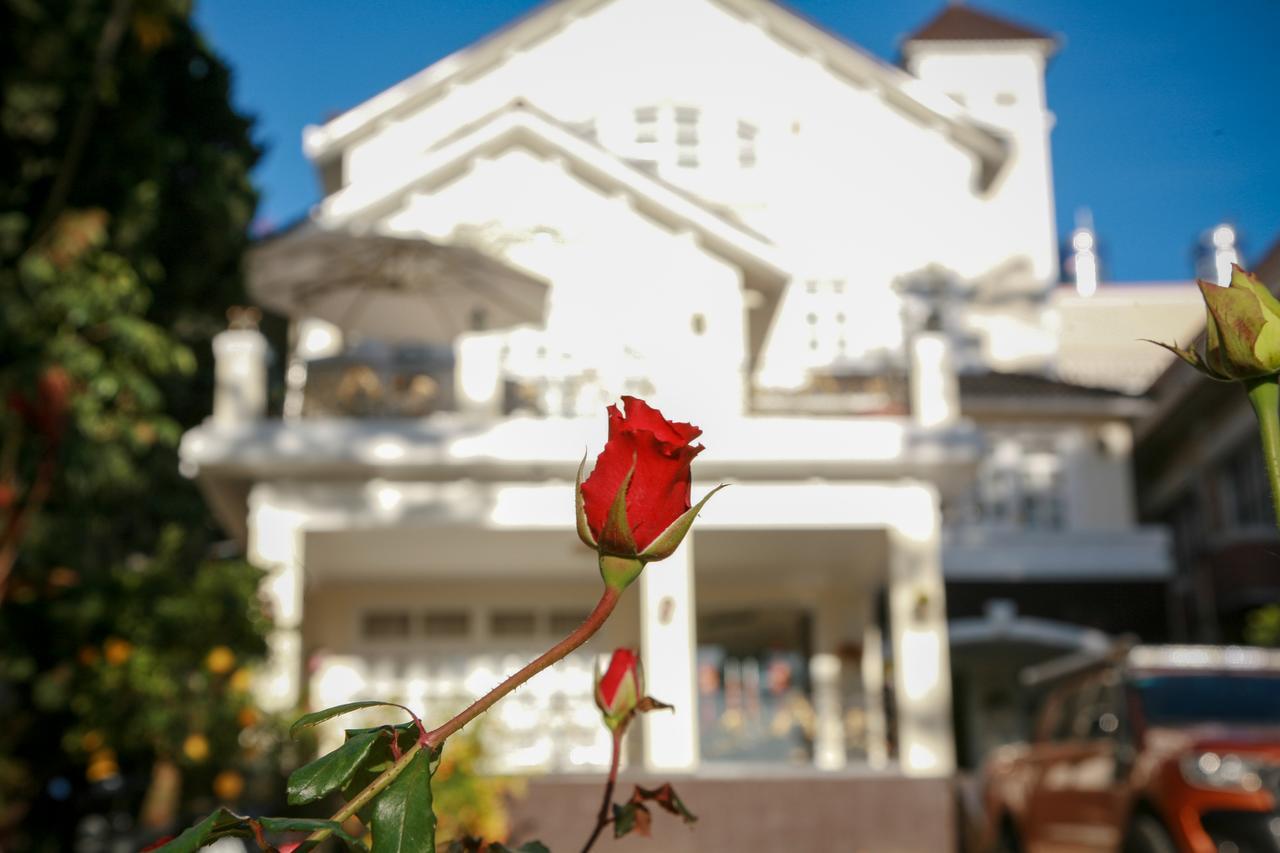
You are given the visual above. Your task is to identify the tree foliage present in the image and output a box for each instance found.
[0,0,273,847]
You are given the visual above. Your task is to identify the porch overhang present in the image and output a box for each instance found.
[180,414,981,545]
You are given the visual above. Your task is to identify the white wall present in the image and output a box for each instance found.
[906,46,1059,286]
[378,145,749,415]
[325,0,1060,384]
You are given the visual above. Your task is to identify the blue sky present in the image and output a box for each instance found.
[196,0,1280,281]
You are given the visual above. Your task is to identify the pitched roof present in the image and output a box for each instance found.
[303,0,1008,185]
[905,4,1055,45]
[959,371,1152,418]
[316,99,790,280]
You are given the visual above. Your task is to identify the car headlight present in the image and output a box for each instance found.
[1180,752,1269,792]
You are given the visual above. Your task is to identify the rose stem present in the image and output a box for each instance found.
[580,727,624,853]
[1246,375,1280,529]
[302,585,622,848]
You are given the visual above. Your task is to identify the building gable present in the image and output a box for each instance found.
[304,0,1007,191]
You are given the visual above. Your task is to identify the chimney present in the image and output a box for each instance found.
[1067,209,1099,297]
[910,331,959,428]
[212,307,268,425]
[1194,222,1239,285]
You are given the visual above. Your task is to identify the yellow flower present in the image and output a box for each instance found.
[205,646,236,675]
[213,770,244,802]
[103,638,132,666]
[183,733,210,763]
[229,668,253,694]
[85,749,118,783]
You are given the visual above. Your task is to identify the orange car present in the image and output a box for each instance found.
[978,645,1280,853]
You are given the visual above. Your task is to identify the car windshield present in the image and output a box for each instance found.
[1136,674,1280,725]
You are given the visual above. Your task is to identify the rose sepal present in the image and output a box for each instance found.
[597,456,638,558]
[637,484,728,562]
[599,555,645,592]
[575,452,597,550]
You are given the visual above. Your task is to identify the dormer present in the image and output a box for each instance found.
[902,4,1062,287]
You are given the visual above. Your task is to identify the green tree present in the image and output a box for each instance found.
[0,0,275,848]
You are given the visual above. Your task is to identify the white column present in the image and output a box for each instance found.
[454,331,505,416]
[640,536,699,772]
[887,483,955,776]
[910,332,959,429]
[810,595,847,770]
[861,621,889,770]
[247,485,309,713]
[212,327,268,425]
[284,317,344,419]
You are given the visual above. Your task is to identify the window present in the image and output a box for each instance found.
[362,610,411,639]
[549,610,591,636]
[675,106,699,167]
[737,120,757,168]
[423,610,471,638]
[634,106,658,144]
[489,610,538,638]
[1220,438,1271,528]
[956,436,1066,530]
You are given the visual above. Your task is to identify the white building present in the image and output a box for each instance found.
[182,2,1207,846]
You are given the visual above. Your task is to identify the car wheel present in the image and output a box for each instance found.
[1124,814,1177,853]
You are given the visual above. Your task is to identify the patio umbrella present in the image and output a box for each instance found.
[247,226,549,343]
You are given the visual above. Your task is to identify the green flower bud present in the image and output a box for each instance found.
[1152,265,1280,381]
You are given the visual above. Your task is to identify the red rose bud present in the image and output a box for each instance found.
[577,397,725,590]
[35,366,72,443]
[596,648,642,730]
[8,367,73,445]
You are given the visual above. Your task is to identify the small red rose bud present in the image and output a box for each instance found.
[595,648,642,731]
[577,397,725,590]
[35,366,72,444]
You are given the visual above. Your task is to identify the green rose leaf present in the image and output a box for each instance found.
[612,801,651,839]
[254,817,367,849]
[635,782,698,824]
[288,729,381,805]
[145,808,244,852]
[610,782,698,840]
[368,747,436,853]
[341,723,426,812]
[146,809,368,852]
[290,701,418,738]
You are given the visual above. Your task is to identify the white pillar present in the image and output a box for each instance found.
[284,318,344,419]
[640,537,699,772]
[454,331,505,416]
[887,483,955,776]
[247,485,308,713]
[861,621,889,770]
[212,327,268,425]
[910,332,959,429]
[810,595,848,770]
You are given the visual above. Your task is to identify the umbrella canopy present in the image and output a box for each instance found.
[247,226,549,343]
